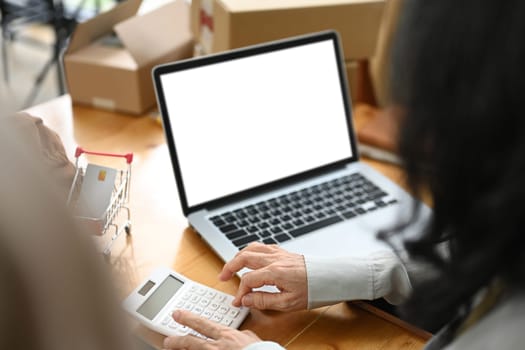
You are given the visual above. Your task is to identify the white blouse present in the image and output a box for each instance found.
[243,250,412,350]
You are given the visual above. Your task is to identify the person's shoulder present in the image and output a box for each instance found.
[445,293,525,350]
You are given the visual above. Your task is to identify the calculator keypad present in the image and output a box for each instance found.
[162,288,245,338]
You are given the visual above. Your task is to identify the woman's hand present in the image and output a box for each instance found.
[219,242,308,311]
[163,310,260,350]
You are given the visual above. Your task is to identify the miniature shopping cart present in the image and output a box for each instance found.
[67,147,133,256]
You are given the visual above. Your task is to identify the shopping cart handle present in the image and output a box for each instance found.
[75,147,133,164]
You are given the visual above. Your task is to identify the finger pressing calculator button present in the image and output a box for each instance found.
[218,306,229,314]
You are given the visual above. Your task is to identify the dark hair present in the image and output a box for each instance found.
[390,0,525,332]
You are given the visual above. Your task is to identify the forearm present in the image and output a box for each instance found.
[305,250,412,309]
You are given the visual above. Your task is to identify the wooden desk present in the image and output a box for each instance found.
[26,95,427,349]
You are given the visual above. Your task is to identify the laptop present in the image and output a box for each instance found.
[153,31,430,267]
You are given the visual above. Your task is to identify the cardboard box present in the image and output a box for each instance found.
[191,0,385,60]
[64,0,194,115]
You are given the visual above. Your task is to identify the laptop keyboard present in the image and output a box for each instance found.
[208,172,398,250]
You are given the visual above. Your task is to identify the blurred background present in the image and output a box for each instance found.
[0,0,168,112]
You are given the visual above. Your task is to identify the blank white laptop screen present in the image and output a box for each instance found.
[160,39,352,208]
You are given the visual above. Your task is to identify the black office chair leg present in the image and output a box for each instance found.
[23,24,69,107]
[23,45,67,106]
[54,36,66,95]
[57,59,65,95]
[23,55,55,107]
[2,33,9,83]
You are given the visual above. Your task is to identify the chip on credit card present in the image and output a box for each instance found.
[76,164,117,219]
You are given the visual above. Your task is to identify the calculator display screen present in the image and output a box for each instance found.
[137,275,184,320]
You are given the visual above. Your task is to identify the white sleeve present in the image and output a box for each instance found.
[243,341,286,350]
[305,250,412,309]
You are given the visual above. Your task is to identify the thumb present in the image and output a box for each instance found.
[241,292,288,311]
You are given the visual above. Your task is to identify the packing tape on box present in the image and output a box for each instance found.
[200,0,214,53]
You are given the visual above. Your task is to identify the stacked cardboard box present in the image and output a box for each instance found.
[191,0,385,102]
[64,0,194,115]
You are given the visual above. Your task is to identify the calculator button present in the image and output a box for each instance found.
[214,294,227,303]
[199,298,210,307]
[175,330,188,336]
[209,302,220,311]
[175,300,185,308]
[202,310,213,319]
[197,287,207,296]
[228,309,240,318]
[178,325,190,334]
[218,306,229,314]
[211,314,223,323]
[191,330,207,339]
[183,303,194,311]
[168,321,179,329]
[190,295,201,303]
[220,317,233,326]
[205,290,217,299]
[190,286,198,292]
[161,315,172,325]
[182,293,191,300]
[192,306,204,315]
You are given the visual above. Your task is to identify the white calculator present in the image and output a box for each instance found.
[123,267,250,337]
